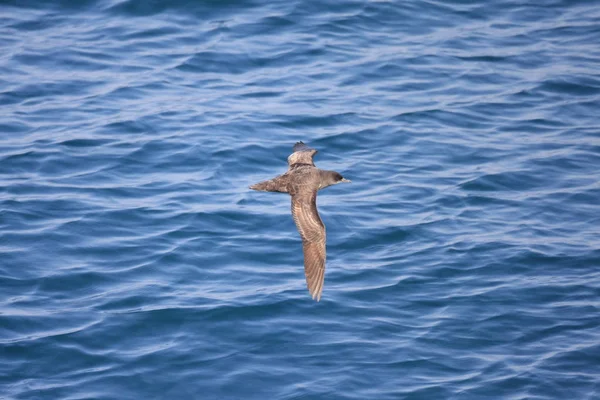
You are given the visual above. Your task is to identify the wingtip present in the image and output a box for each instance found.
[310,290,322,302]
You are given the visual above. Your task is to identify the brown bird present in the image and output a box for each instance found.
[249,142,351,301]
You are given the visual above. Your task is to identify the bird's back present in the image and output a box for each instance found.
[287,165,321,196]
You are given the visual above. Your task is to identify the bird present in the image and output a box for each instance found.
[249,141,351,301]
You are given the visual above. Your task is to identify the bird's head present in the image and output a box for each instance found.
[320,171,351,189]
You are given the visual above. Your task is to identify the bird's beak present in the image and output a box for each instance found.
[341,178,352,183]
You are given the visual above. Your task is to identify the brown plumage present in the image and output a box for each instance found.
[249,142,351,301]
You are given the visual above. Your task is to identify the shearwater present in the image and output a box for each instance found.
[250,142,351,301]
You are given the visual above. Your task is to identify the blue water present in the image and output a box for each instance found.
[2,0,600,398]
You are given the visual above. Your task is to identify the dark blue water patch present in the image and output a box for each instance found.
[2,0,99,13]
[176,51,257,75]
[97,119,154,136]
[537,76,600,97]
[231,14,297,38]
[57,138,113,148]
[239,89,282,99]
[272,112,363,130]
[2,11,62,32]
[105,0,264,18]
[0,79,103,107]
[459,169,553,192]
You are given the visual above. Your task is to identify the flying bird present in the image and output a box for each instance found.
[249,141,351,301]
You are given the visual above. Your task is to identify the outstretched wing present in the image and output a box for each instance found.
[291,191,326,301]
[292,141,315,153]
[249,173,289,193]
[288,141,318,169]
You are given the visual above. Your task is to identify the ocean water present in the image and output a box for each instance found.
[1,0,600,398]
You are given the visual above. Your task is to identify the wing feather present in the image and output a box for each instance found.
[288,141,318,169]
[291,192,326,301]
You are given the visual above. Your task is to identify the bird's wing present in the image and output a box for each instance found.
[291,191,326,301]
[288,141,318,169]
[292,141,315,153]
[249,173,289,193]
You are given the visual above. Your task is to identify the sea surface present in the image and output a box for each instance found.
[1,0,600,399]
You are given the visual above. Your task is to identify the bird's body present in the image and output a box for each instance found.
[249,142,351,301]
